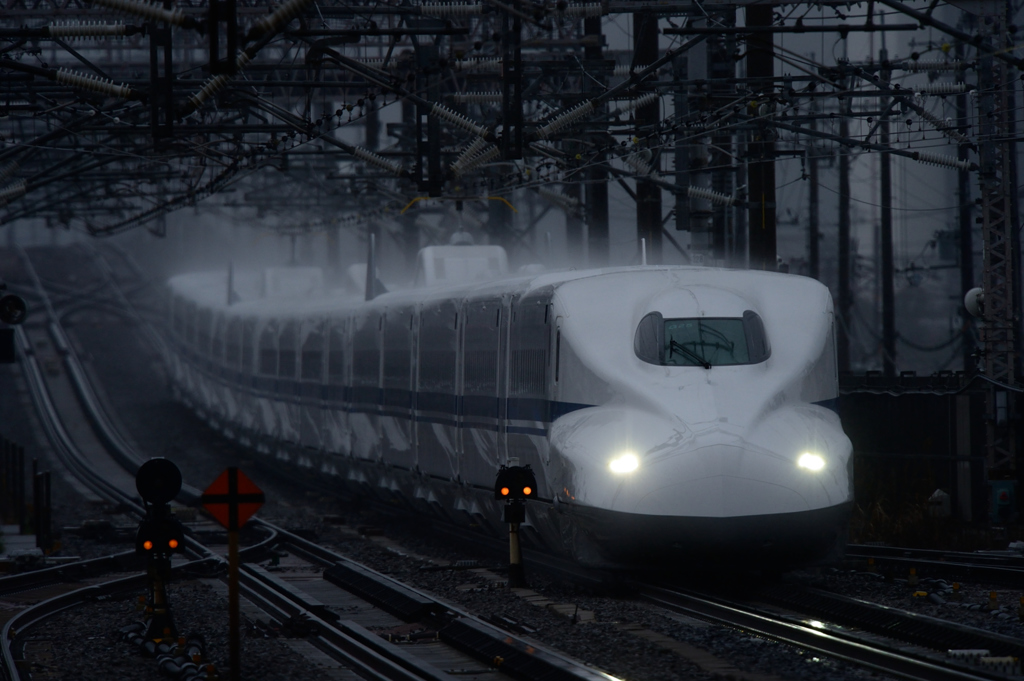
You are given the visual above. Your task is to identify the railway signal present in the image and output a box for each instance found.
[135,458,184,643]
[494,462,537,588]
[201,467,265,681]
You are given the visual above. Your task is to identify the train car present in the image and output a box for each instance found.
[165,254,852,568]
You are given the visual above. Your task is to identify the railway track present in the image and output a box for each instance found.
[8,243,1021,681]
[3,247,619,681]
[845,544,1024,586]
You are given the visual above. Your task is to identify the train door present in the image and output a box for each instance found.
[350,311,382,460]
[507,291,553,497]
[323,317,350,457]
[461,298,503,488]
[416,301,459,479]
[382,307,415,469]
[298,318,325,452]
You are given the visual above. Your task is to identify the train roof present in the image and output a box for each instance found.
[167,264,827,320]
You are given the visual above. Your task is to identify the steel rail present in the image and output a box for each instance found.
[845,544,1024,586]
[636,584,1006,681]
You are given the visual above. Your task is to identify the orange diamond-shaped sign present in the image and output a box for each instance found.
[201,467,265,531]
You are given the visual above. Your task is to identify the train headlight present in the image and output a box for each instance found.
[609,452,639,474]
[797,452,825,472]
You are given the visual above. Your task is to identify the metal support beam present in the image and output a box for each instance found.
[633,10,661,265]
[880,57,896,377]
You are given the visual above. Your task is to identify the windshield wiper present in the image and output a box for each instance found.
[669,339,711,369]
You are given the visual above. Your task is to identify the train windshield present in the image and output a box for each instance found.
[664,319,747,366]
[634,311,770,367]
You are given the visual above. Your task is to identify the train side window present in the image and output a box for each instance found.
[742,310,771,363]
[258,324,277,376]
[419,303,457,394]
[225,319,241,368]
[634,312,664,364]
[242,319,255,372]
[279,321,298,378]
[328,324,345,385]
[301,325,324,382]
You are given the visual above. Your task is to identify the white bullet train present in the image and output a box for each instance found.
[165,247,853,568]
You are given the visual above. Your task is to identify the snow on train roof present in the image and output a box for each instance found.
[168,264,824,321]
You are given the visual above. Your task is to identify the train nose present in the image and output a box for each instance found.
[629,442,847,518]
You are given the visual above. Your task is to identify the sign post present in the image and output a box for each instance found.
[201,467,264,681]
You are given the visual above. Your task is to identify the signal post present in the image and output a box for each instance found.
[495,461,537,588]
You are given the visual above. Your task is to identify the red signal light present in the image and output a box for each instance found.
[501,487,510,496]
[143,540,153,550]
[522,486,532,496]
[168,539,179,549]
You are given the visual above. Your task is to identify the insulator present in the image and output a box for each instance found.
[687,185,734,206]
[0,180,26,206]
[915,83,969,95]
[614,64,650,77]
[914,151,972,171]
[351,146,403,176]
[623,152,658,179]
[901,60,963,71]
[452,92,503,104]
[538,188,579,211]
[560,3,605,17]
[252,0,314,37]
[419,3,483,17]
[55,67,132,99]
[360,59,401,71]
[48,21,127,38]
[536,99,594,139]
[430,103,487,138]
[188,52,251,110]
[451,136,488,170]
[916,109,969,145]
[92,0,185,27]
[451,59,502,72]
[613,92,659,116]
[451,144,499,176]
[0,162,18,183]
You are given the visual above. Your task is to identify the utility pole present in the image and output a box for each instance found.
[955,42,975,372]
[807,111,820,280]
[745,4,776,271]
[584,15,609,266]
[837,90,852,372]
[633,11,661,264]
[879,53,896,377]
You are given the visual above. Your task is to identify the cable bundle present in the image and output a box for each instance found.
[430,103,487,137]
[0,180,26,206]
[419,3,483,17]
[687,185,734,206]
[452,92,503,104]
[351,146,403,176]
[536,99,594,139]
[914,151,972,171]
[55,67,133,99]
[48,21,127,38]
[92,0,186,27]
